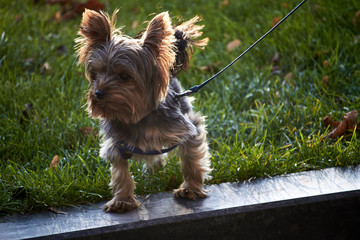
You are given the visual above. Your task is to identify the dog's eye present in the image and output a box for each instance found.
[118,73,131,82]
[90,71,97,81]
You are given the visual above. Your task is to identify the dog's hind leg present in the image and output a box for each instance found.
[174,112,212,199]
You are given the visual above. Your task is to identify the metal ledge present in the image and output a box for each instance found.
[1,166,360,239]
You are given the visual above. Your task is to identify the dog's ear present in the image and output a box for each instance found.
[141,12,176,103]
[76,10,118,64]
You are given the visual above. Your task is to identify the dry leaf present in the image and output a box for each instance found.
[283,3,289,8]
[353,10,360,28]
[325,110,359,139]
[322,116,340,129]
[80,127,99,138]
[226,39,241,52]
[322,59,329,68]
[48,0,105,21]
[312,5,322,16]
[73,0,105,14]
[200,62,222,73]
[41,62,51,74]
[49,207,68,215]
[321,75,329,86]
[14,14,21,23]
[284,72,293,80]
[272,52,280,63]
[54,11,62,21]
[314,49,329,59]
[50,155,59,171]
[131,20,138,30]
[223,33,230,40]
[132,7,140,14]
[219,0,229,7]
[272,16,282,27]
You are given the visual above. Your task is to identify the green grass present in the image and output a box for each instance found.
[1,0,360,215]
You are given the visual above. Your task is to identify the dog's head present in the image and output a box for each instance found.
[76,10,176,124]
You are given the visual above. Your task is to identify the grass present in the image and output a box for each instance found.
[1,0,359,215]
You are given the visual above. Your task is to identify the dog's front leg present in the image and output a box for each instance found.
[174,114,212,200]
[104,159,140,213]
[100,140,139,213]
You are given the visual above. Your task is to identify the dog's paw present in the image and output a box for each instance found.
[103,197,140,213]
[173,187,207,200]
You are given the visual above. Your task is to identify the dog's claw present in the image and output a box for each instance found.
[173,187,207,200]
[103,197,140,213]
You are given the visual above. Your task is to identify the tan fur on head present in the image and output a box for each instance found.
[76,9,118,65]
[141,12,176,103]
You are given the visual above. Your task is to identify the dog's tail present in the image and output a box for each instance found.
[172,16,209,75]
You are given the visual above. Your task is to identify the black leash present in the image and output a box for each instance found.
[176,0,307,99]
[117,141,178,159]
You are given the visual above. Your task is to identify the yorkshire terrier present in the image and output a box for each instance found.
[76,9,211,213]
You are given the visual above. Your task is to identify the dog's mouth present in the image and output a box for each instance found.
[87,91,150,125]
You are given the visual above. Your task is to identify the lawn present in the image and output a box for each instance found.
[1,0,359,215]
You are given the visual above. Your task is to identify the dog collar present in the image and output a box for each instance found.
[116,141,178,159]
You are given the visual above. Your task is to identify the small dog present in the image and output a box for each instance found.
[76,9,211,213]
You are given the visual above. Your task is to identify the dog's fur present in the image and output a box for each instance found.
[76,9,211,213]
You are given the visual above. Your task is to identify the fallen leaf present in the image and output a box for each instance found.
[322,59,329,68]
[219,0,229,7]
[14,14,21,23]
[321,75,329,86]
[49,207,68,215]
[132,7,140,14]
[325,110,359,139]
[283,3,289,8]
[284,72,293,80]
[48,0,105,21]
[50,155,59,171]
[314,49,329,59]
[312,5,322,16]
[80,127,99,138]
[131,20,138,30]
[226,39,241,52]
[272,16,282,27]
[272,52,280,64]
[41,62,51,74]
[223,33,230,40]
[200,62,222,73]
[322,116,340,129]
[352,10,360,28]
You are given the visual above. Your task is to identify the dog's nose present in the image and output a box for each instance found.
[95,89,105,99]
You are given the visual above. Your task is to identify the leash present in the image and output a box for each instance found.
[117,141,179,159]
[176,0,307,99]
